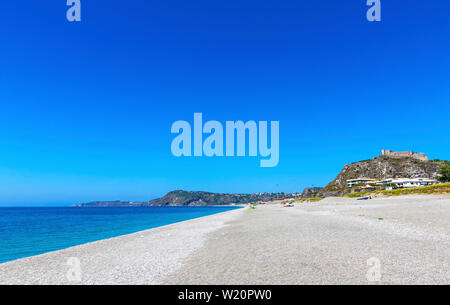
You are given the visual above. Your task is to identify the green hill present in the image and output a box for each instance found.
[147,190,282,206]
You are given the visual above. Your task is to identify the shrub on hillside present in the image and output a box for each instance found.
[437,163,450,182]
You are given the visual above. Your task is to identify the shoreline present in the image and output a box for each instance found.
[1,194,449,284]
[0,205,242,265]
[0,207,245,284]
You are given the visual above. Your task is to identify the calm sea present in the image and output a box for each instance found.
[0,206,239,264]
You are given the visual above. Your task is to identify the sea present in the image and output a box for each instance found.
[0,206,239,264]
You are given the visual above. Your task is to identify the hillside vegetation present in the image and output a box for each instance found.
[317,156,448,197]
[345,182,450,198]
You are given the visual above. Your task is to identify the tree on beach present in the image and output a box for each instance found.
[437,163,450,182]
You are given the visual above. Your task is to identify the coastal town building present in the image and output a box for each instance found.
[376,178,437,188]
[381,150,429,161]
[346,178,377,187]
[347,177,438,189]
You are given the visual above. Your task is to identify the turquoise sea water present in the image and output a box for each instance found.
[0,206,239,263]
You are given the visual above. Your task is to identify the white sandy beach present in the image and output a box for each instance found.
[1,195,449,285]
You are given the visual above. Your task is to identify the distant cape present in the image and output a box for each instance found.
[74,191,286,207]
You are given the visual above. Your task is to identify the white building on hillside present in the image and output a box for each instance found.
[390,178,437,188]
[375,178,437,188]
[346,178,377,187]
[348,177,439,189]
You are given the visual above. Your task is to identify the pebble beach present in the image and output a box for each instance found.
[1,195,449,285]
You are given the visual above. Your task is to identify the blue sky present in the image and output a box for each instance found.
[0,1,449,205]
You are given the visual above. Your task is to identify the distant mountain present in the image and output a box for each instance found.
[75,191,286,207]
[147,190,283,206]
[74,200,147,207]
[317,155,448,197]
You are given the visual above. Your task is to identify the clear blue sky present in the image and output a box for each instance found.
[0,1,449,205]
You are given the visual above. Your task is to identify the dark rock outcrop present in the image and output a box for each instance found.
[301,187,323,198]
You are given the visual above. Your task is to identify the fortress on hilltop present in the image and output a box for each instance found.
[381,150,429,162]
